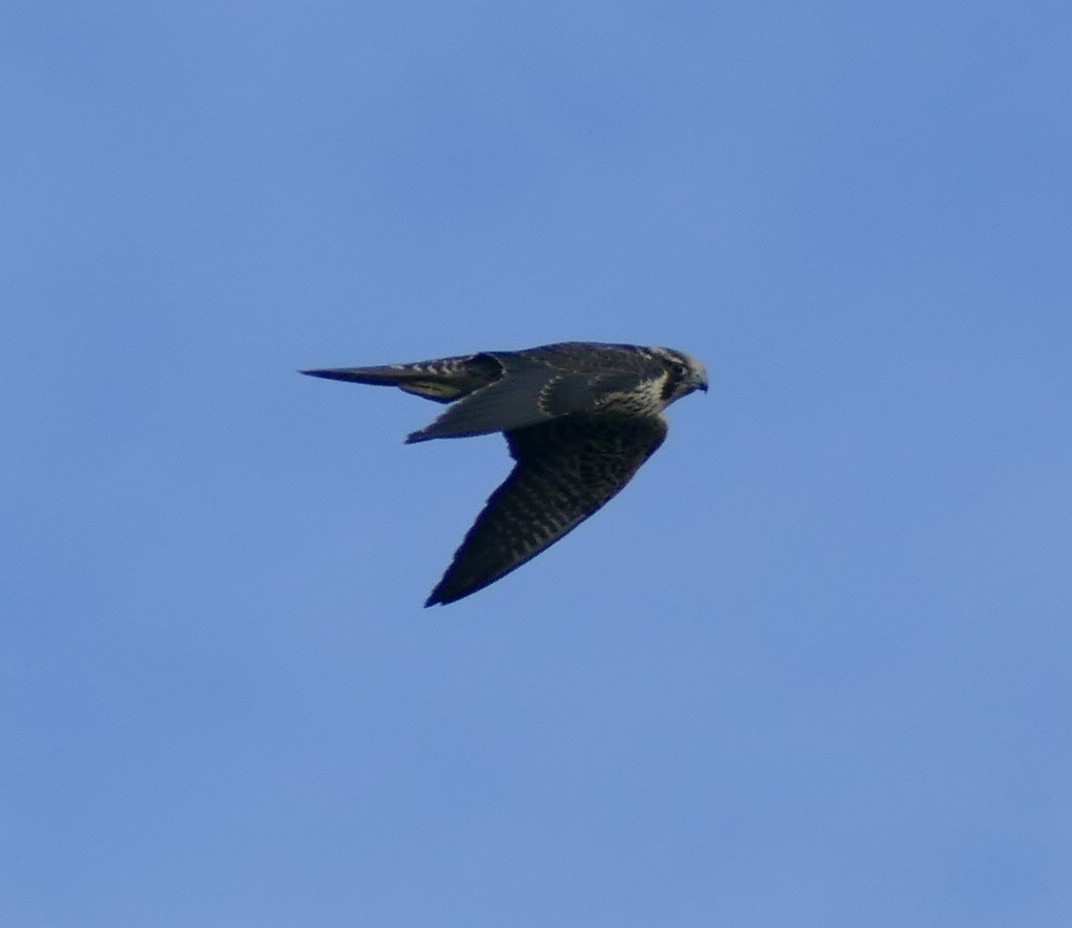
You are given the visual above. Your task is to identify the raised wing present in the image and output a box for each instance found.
[425,413,668,606]
[406,366,651,443]
[301,353,503,404]
[303,342,670,442]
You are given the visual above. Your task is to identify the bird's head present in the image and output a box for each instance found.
[654,347,709,404]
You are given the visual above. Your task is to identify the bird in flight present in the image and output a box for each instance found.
[302,341,708,606]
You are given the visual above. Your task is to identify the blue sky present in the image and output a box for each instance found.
[4,1,1071,925]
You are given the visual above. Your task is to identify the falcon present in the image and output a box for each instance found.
[302,341,708,606]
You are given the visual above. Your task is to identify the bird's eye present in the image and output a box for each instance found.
[671,361,689,378]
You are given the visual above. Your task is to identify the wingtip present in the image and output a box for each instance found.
[424,580,465,607]
[424,588,449,607]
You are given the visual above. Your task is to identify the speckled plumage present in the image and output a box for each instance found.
[302,341,708,606]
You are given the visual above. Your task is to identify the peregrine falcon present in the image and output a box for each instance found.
[302,341,708,606]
